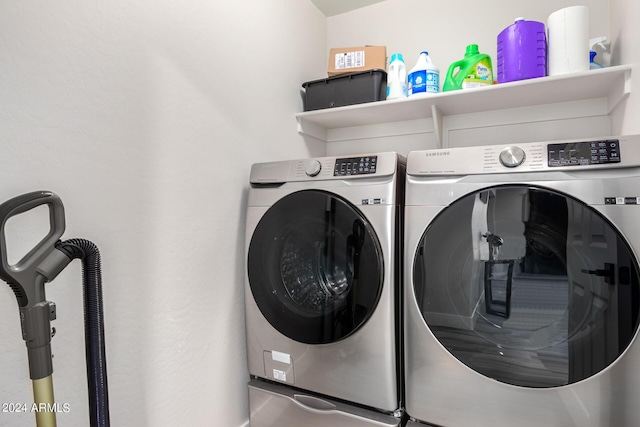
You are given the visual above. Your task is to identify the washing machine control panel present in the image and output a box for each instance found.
[547,139,621,167]
[250,153,399,184]
[334,156,378,176]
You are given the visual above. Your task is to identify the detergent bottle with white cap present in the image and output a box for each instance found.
[408,51,440,96]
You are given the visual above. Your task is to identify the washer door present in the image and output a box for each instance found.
[413,185,640,388]
[248,189,384,345]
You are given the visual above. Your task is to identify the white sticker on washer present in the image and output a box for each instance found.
[362,198,386,205]
[273,369,287,381]
[271,351,291,364]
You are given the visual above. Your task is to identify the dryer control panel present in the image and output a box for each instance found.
[548,139,620,167]
[407,135,640,176]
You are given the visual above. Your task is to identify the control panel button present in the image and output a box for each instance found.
[499,146,526,168]
[305,160,322,177]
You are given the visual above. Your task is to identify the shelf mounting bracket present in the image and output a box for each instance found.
[431,105,443,148]
[607,68,632,113]
[296,116,328,142]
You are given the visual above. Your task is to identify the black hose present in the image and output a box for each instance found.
[56,239,110,427]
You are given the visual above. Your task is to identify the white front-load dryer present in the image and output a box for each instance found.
[404,136,640,427]
[245,152,404,416]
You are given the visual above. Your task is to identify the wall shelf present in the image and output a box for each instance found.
[296,65,632,147]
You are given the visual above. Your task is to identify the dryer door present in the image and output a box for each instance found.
[248,189,384,344]
[413,185,640,387]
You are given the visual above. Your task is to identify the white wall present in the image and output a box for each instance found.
[0,1,325,426]
[611,0,640,135]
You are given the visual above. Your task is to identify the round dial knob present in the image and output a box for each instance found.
[499,146,526,168]
[305,160,322,177]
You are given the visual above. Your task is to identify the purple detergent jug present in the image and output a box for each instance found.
[497,18,546,83]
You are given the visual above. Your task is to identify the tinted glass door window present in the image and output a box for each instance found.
[249,190,384,344]
[413,186,640,387]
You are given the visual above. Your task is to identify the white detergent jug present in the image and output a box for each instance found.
[408,51,440,96]
[386,53,407,100]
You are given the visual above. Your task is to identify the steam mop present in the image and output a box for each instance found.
[0,191,110,427]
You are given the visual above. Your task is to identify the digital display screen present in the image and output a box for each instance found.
[548,139,621,167]
[334,155,378,176]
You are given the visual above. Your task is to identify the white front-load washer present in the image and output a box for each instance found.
[404,136,640,427]
[245,152,405,420]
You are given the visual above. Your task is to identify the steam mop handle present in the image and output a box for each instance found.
[0,191,66,307]
[0,191,72,383]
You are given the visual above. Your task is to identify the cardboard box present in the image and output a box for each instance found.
[328,45,386,76]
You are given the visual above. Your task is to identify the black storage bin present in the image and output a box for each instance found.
[302,69,387,111]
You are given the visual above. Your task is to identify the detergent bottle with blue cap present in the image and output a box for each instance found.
[386,53,407,99]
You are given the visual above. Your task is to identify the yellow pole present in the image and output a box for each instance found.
[32,376,57,427]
